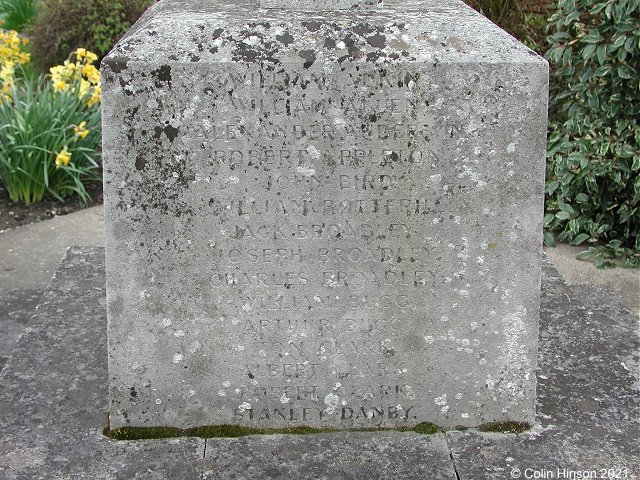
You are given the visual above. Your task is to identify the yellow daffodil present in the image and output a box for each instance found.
[85,51,98,64]
[78,78,91,99]
[73,121,90,139]
[53,80,67,92]
[55,147,72,168]
[62,60,76,76]
[87,86,101,107]
[0,61,14,80]
[48,49,101,106]
[0,27,31,103]
[81,64,101,84]
[0,62,15,104]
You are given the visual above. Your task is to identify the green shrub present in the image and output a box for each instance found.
[545,0,639,268]
[0,0,37,33]
[30,0,154,70]
[0,56,101,205]
[464,0,550,53]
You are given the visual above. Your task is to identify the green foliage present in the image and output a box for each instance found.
[30,0,154,69]
[464,0,550,53]
[0,0,37,32]
[545,0,640,268]
[0,71,101,205]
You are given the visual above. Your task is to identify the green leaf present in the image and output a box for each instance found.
[610,34,627,50]
[544,213,555,226]
[596,44,607,64]
[556,211,572,220]
[546,180,560,195]
[582,44,597,59]
[582,33,604,44]
[559,202,575,216]
[617,48,629,62]
[570,233,591,245]
[576,250,594,260]
[543,231,556,247]
[617,65,634,79]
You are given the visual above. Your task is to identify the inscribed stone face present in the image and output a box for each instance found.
[261,0,381,9]
[103,0,548,430]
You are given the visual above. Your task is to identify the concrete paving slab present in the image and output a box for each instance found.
[203,432,457,479]
[544,243,639,317]
[0,247,203,480]
[0,288,41,371]
[0,207,105,369]
[446,263,640,479]
[0,206,104,294]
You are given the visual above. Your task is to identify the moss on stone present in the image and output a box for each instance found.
[477,421,530,434]
[402,422,440,435]
[104,422,441,441]
[105,420,533,441]
[105,426,186,441]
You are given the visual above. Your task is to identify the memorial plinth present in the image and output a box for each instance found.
[102,0,548,430]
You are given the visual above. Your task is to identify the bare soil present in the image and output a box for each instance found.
[0,182,103,232]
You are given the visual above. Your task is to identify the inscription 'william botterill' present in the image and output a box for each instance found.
[211,198,443,217]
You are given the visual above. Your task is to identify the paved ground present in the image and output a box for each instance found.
[0,206,104,292]
[544,243,639,317]
[0,206,104,368]
[0,247,637,479]
[0,205,638,369]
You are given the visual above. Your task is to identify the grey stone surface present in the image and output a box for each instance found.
[203,432,457,479]
[261,0,382,10]
[544,243,639,318]
[0,205,104,371]
[0,288,41,372]
[445,261,640,479]
[102,0,548,429]
[0,247,204,480]
[0,248,638,478]
[0,205,104,292]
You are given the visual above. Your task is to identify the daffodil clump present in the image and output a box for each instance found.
[0,21,31,103]
[49,48,101,107]
[53,121,91,169]
[0,45,102,205]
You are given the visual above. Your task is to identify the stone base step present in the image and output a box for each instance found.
[0,289,42,372]
[0,247,637,479]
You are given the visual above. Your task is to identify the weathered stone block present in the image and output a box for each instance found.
[102,0,548,430]
[261,0,382,10]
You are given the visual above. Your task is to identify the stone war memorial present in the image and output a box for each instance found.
[102,0,549,431]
